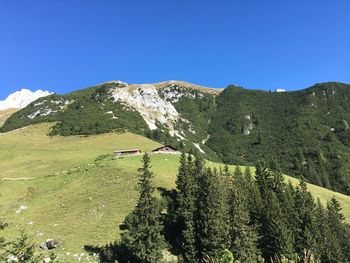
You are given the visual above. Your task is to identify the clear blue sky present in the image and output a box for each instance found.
[1,0,349,99]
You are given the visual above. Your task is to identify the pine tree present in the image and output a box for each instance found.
[314,198,330,261]
[229,166,260,262]
[256,162,295,260]
[259,190,295,260]
[7,230,38,263]
[175,152,197,262]
[324,197,348,262]
[121,153,165,263]
[293,181,319,258]
[243,167,262,225]
[196,168,229,259]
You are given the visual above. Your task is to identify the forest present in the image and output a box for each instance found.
[87,153,350,263]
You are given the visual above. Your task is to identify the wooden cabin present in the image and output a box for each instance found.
[152,145,178,153]
[114,149,141,157]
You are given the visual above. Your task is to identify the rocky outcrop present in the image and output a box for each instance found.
[110,84,180,131]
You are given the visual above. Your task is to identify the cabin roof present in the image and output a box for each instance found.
[114,149,141,153]
[152,145,177,152]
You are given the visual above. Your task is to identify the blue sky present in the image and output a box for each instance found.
[0,0,349,99]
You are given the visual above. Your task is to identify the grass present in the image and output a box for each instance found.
[0,123,161,179]
[1,123,350,260]
[0,109,18,126]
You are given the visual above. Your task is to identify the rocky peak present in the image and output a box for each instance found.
[0,89,52,110]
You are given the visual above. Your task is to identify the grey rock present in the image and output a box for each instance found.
[40,239,59,250]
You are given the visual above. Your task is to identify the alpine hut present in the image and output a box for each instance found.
[114,149,141,157]
[152,145,178,154]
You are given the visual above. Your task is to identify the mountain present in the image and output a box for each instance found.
[208,82,350,194]
[0,80,220,159]
[2,80,350,194]
[0,88,52,110]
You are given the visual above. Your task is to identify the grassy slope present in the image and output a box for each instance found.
[0,109,18,127]
[0,123,160,179]
[1,124,350,256]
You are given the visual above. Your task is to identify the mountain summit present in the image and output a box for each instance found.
[0,88,52,110]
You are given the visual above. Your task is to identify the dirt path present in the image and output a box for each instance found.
[1,177,35,181]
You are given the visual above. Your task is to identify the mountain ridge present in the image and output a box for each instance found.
[2,80,350,194]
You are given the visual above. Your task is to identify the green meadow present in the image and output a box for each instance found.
[1,123,350,256]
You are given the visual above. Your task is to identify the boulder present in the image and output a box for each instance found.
[39,239,59,250]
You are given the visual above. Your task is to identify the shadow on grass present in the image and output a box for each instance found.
[84,187,181,262]
[156,187,182,255]
[84,242,134,263]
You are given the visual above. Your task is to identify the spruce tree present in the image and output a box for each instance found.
[314,198,330,261]
[259,190,295,260]
[175,152,197,262]
[293,181,319,258]
[196,168,229,259]
[229,166,260,262]
[243,167,262,225]
[7,230,37,263]
[121,153,165,263]
[324,197,348,262]
[256,162,295,260]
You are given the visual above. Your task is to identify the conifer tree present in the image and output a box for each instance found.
[121,153,164,263]
[259,190,295,260]
[196,168,229,259]
[293,181,319,257]
[256,162,295,260]
[243,167,262,224]
[7,230,37,263]
[175,152,197,262]
[314,198,330,261]
[324,197,348,262]
[255,162,272,196]
[229,166,260,262]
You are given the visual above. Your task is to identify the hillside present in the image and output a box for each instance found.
[1,81,220,160]
[1,123,350,261]
[2,81,350,194]
[0,109,17,126]
[208,82,350,194]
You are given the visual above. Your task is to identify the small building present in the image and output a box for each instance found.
[114,149,141,157]
[152,145,178,154]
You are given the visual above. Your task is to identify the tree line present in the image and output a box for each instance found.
[111,153,350,263]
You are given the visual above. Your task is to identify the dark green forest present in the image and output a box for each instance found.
[3,82,350,194]
[207,82,350,195]
[85,153,350,263]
